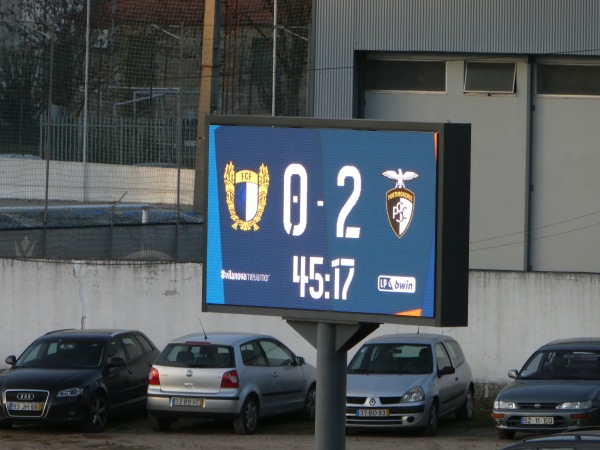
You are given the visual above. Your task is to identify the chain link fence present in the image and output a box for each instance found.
[0,0,311,261]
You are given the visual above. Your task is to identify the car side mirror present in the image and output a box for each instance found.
[438,366,456,377]
[508,369,518,379]
[296,356,306,366]
[5,355,16,366]
[108,356,126,368]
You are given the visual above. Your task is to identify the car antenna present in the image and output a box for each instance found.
[198,317,208,340]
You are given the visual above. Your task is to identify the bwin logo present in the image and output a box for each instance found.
[379,277,393,291]
[382,168,419,238]
[224,161,270,231]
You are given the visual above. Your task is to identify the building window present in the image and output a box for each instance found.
[364,60,446,92]
[464,62,516,93]
[536,64,600,96]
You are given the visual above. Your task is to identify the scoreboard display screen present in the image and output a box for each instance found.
[203,117,470,327]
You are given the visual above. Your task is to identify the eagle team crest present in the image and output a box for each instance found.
[224,162,269,231]
[382,168,419,238]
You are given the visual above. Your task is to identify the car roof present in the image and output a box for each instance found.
[502,427,600,449]
[39,329,142,340]
[167,331,275,346]
[362,333,457,345]
[538,337,600,351]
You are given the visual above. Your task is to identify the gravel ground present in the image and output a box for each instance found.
[0,413,515,450]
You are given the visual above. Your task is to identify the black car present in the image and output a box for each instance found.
[0,329,159,432]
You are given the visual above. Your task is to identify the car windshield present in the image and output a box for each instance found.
[518,349,600,380]
[15,338,106,369]
[155,343,234,368]
[347,343,433,375]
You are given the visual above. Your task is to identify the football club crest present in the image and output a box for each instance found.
[382,168,419,238]
[224,162,269,231]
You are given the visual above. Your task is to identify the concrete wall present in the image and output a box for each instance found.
[0,159,195,205]
[1,259,599,395]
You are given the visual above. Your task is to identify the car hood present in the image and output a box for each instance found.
[497,379,600,402]
[0,368,100,391]
[347,373,429,397]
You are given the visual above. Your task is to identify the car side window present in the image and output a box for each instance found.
[258,339,295,366]
[134,334,154,353]
[435,342,452,370]
[122,335,144,360]
[240,341,268,367]
[108,338,128,362]
[444,340,465,367]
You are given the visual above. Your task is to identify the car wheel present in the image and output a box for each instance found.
[81,394,108,433]
[422,400,438,436]
[233,396,259,435]
[455,386,474,420]
[0,422,13,429]
[303,384,316,420]
[148,413,172,431]
[498,428,516,439]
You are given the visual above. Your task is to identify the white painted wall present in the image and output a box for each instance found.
[0,159,194,205]
[1,259,598,390]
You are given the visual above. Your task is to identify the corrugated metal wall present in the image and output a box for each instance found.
[313,0,600,117]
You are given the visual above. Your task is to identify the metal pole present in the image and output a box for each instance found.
[177,23,183,226]
[194,0,219,214]
[271,0,277,116]
[43,25,55,236]
[83,0,91,201]
[176,23,183,260]
[315,322,347,450]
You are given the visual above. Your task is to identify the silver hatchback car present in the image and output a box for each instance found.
[346,333,474,436]
[147,332,316,434]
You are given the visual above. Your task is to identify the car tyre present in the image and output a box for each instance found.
[81,394,108,433]
[498,428,516,439]
[303,384,316,420]
[233,396,259,435]
[0,422,13,429]
[422,400,438,436]
[455,386,474,420]
[148,413,172,431]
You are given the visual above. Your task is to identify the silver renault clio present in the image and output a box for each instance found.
[146,332,316,434]
[346,333,474,436]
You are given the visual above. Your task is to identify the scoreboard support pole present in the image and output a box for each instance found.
[288,320,379,450]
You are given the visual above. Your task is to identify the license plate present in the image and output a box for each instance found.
[356,409,389,417]
[170,397,204,407]
[9,402,43,411]
[522,416,554,425]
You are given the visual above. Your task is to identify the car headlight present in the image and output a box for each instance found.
[557,400,593,410]
[57,388,83,398]
[494,400,518,409]
[402,386,425,403]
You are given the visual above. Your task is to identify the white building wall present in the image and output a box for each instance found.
[1,259,598,390]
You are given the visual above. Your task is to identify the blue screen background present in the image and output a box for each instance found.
[206,125,438,318]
